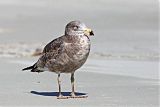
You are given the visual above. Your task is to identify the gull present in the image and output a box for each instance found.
[22,21,94,99]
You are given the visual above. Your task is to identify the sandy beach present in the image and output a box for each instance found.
[0,57,159,107]
[0,0,159,107]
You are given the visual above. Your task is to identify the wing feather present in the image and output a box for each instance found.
[36,36,64,68]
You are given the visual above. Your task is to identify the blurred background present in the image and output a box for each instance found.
[0,1,159,106]
[0,0,158,60]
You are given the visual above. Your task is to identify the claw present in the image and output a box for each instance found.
[57,96,69,99]
[70,92,88,98]
[57,94,69,99]
[70,95,88,98]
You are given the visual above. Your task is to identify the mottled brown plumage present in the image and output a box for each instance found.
[22,21,94,99]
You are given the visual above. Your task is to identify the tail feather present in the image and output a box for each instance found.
[22,64,43,73]
[22,65,34,71]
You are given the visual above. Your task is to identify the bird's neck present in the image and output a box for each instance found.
[64,34,90,44]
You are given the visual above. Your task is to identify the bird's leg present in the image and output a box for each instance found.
[57,73,68,99]
[70,73,88,98]
[57,74,62,96]
[71,73,76,97]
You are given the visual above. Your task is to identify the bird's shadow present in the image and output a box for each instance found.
[30,91,87,97]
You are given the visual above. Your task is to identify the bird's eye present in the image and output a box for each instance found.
[73,26,78,30]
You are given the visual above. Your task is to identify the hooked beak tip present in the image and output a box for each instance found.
[90,30,94,36]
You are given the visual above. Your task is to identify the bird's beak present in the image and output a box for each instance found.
[84,28,94,36]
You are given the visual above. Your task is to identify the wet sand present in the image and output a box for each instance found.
[0,57,159,107]
[0,0,159,107]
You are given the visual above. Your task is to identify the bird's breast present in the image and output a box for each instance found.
[47,35,91,73]
[72,36,90,61]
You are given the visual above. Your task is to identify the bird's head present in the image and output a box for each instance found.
[65,21,94,37]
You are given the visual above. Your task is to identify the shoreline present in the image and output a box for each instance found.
[0,43,159,61]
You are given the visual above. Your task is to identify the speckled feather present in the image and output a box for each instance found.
[22,21,92,74]
[36,34,90,73]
